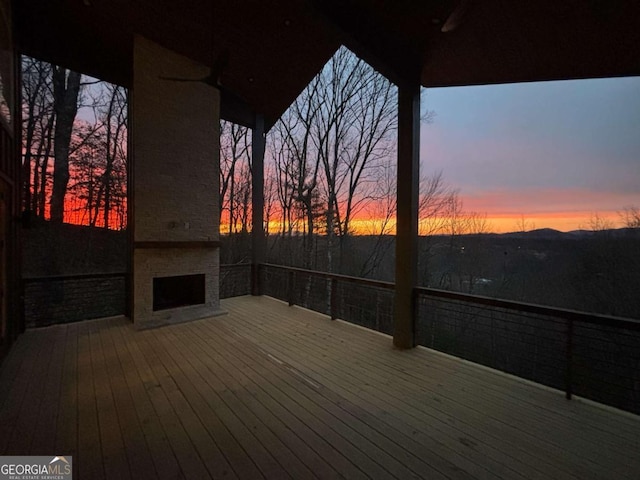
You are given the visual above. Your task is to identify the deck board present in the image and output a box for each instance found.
[55,322,79,459]
[76,321,106,480]
[148,326,267,479]
[198,316,508,480]
[99,319,157,480]
[125,323,214,480]
[161,325,312,479]
[1,295,639,479]
[221,297,635,480]
[175,323,344,479]
[107,318,183,480]
[90,320,132,480]
[179,322,419,480]
[30,323,67,454]
[223,300,580,480]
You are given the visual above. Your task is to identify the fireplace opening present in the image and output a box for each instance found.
[153,274,205,311]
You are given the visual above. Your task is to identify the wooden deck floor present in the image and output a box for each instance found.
[1,295,639,479]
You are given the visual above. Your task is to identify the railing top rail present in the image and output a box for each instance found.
[260,263,394,290]
[416,286,640,331]
[259,262,640,331]
[220,263,252,269]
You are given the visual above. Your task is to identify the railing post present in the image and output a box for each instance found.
[288,270,295,306]
[565,318,574,400]
[330,278,338,320]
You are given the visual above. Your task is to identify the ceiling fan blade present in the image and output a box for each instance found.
[209,49,230,85]
[441,0,471,33]
[158,49,229,87]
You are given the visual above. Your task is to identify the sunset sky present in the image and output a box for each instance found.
[421,76,640,232]
[74,71,640,235]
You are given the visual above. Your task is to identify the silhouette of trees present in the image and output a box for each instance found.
[219,120,251,233]
[67,86,127,230]
[620,205,640,228]
[220,48,493,279]
[269,81,323,267]
[589,212,614,232]
[21,57,54,217]
[100,84,127,229]
[515,214,535,233]
[21,56,128,229]
[265,47,399,270]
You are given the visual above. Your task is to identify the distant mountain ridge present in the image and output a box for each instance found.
[498,228,567,240]
[494,227,639,240]
[415,227,639,240]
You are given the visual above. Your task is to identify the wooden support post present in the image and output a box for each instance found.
[565,318,574,400]
[393,82,420,349]
[251,114,265,296]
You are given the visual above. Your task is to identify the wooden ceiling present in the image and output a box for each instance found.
[15,0,640,129]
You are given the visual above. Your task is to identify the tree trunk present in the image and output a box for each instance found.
[50,68,81,223]
[103,89,116,229]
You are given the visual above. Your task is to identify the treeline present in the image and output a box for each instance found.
[21,56,127,230]
[221,228,640,319]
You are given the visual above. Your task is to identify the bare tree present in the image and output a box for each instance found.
[269,132,296,236]
[315,49,397,271]
[269,47,398,271]
[589,212,614,232]
[263,164,277,237]
[219,120,251,233]
[68,122,104,226]
[50,66,82,222]
[100,84,127,229]
[418,171,458,237]
[21,57,54,217]
[515,214,535,233]
[619,205,640,228]
[466,211,491,235]
[270,89,323,266]
[357,156,396,278]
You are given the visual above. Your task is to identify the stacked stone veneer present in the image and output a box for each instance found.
[24,275,126,328]
[133,35,222,329]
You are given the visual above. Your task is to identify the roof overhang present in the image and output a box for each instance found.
[14,0,640,129]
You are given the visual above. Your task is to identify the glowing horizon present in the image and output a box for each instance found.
[349,209,625,235]
[220,207,626,236]
[419,77,640,236]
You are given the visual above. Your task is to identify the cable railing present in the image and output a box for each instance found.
[19,262,640,414]
[415,288,640,413]
[220,263,252,298]
[259,263,395,333]
[258,263,640,415]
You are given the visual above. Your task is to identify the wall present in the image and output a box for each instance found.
[0,0,18,355]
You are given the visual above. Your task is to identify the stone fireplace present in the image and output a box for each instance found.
[132,36,223,329]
